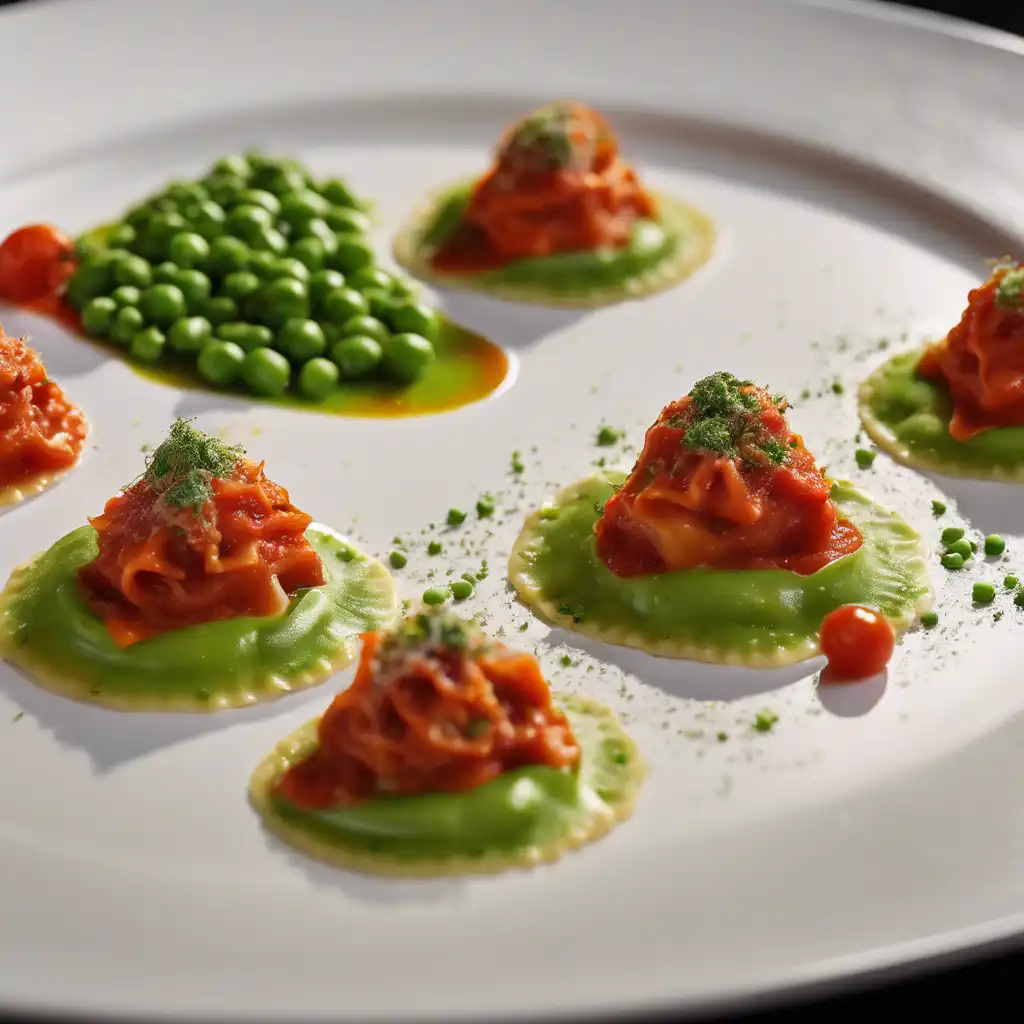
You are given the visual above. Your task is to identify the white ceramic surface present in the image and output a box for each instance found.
[1,0,1024,1020]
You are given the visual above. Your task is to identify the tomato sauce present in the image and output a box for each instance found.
[595,385,862,577]
[433,102,657,274]
[78,455,325,647]
[0,328,87,490]
[276,621,580,808]
[918,264,1024,440]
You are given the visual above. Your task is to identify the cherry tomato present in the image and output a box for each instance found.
[819,604,895,682]
[0,224,75,303]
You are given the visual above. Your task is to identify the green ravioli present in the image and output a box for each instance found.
[392,181,715,308]
[249,694,643,877]
[509,471,932,667]
[859,348,1024,481]
[0,524,398,711]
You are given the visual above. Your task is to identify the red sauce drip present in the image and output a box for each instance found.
[917,264,1024,440]
[77,459,325,647]
[432,102,657,274]
[276,629,580,808]
[595,387,862,577]
[0,329,87,489]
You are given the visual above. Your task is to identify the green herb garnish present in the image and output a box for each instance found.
[995,267,1024,308]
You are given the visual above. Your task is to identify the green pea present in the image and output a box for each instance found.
[263,257,311,282]
[167,316,212,354]
[164,181,208,205]
[190,200,227,241]
[242,347,291,396]
[167,232,210,270]
[297,357,339,400]
[278,189,330,227]
[941,552,965,570]
[348,266,393,293]
[247,250,276,278]
[446,508,467,526]
[222,270,262,303]
[427,540,442,555]
[81,296,118,338]
[1005,575,1019,589]
[202,175,247,207]
[340,314,389,345]
[295,217,338,255]
[330,237,375,274]
[139,284,187,327]
[106,223,136,249]
[249,226,288,255]
[171,269,212,310]
[210,154,251,179]
[276,318,326,361]
[947,538,973,560]
[930,499,947,516]
[112,253,153,289]
[389,276,419,300]
[422,586,449,606]
[110,285,141,309]
[388,551,407,569]
[940,526,965,546]
[330,335,383,379]
[236,189,281,216]
[386,333,435,384]
[287,237,326,272]
[250,277,310,328]
[129,326,166,364]
[320,178,361,208]
[984,534,1006,556]
[109,305,144,347]
[152,261,179,284]
[64,252,116,309]
[321,286,369,326]
[450,579,474,601]
[205,236,250,276]
[135,211,188,261]
[249,162,308,197]
[217,322,273,351]
[920,610,938,628]
[308,269,346,310]
[476,496,495,518]
[197,339,245,385]
[388,301,439,341]
[198,295,239,325]
[325,207,371,235]
[972,581,996,604]
[225,204,274,242]
[365,289,399,322]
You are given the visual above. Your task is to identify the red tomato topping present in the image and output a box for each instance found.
[819,605,895,682]
[0,225,75,304]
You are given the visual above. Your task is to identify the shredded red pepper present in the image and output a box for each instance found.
[432,102,657,273]
[275,616,580,808]
[917,263,1024,440]
[78,456,325,647]
[0,328,86,489]
[595,382,861,577]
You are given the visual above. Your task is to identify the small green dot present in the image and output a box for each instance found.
[511,451,524,474]
[596,425,621,446]
[984,534,1006,556]
[753,709,779,733]
[920,610,939,627]
[716,732,729,743]
[946,538,972,560]
[334,545,357,563]
[973,581,996,604]
[1004,575,1018,589]
[476,496,495,519]
[422,586,449,606]
[559,654,572,668]
[446,508,467,526]
[1015,591,1024,609]
[450,579,473,601]
[831,381,845,395]
[388,551,407,569]
[940,526,965,546]
[427,540,442,556]
[931,499,947,516]
[854,448,876,469]
[941,552,965,570]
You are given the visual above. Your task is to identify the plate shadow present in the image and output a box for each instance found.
[438,290,589,350]
[925,470,1024,537]
[816,669,888,717]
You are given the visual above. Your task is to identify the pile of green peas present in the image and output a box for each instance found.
[64,153,440,400]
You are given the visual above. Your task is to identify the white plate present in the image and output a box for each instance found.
[2,0,1024,1020]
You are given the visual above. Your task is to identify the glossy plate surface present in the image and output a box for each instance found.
[2,0,1024,1021]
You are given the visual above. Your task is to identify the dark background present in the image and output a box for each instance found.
[0,0,1021,1021]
